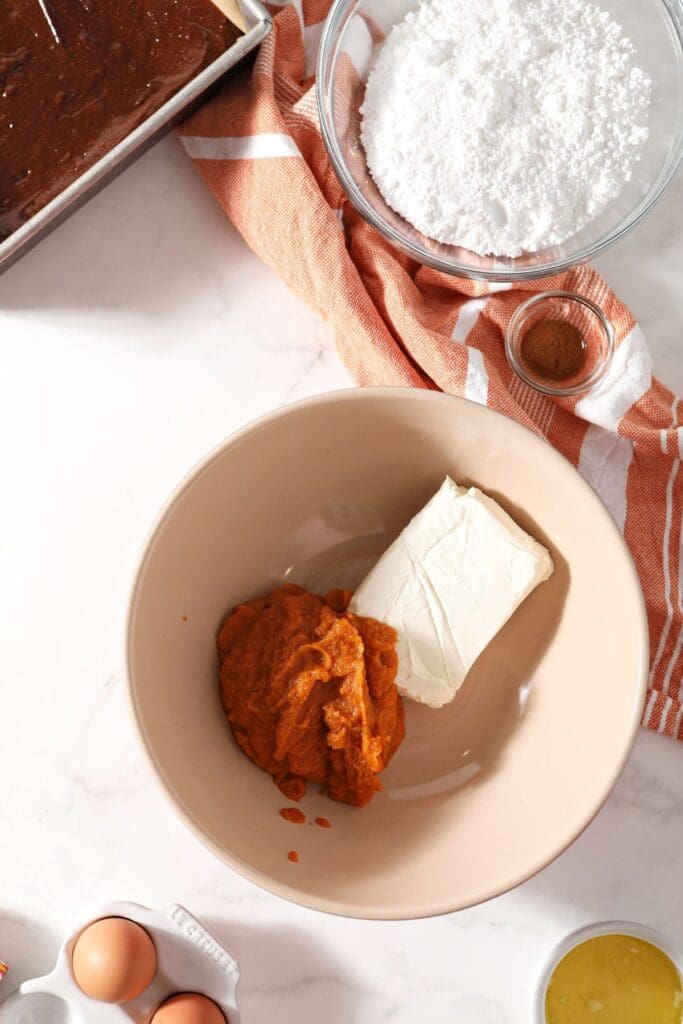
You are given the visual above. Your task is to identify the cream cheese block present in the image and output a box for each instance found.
[349,477,554,708]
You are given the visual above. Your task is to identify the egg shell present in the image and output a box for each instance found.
[71,917,157,1003]
[151,992,227,1024]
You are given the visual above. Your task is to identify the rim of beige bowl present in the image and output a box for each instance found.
[124,387,649,920]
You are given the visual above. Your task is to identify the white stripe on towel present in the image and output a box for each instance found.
[578,424,633,534]
[465,347,489,406]
[672,702,683,739]
[575,324,652,431]
[182,134,301,160]
[452,297,489,343]
[657,695,673,733]
[643,689,658,728]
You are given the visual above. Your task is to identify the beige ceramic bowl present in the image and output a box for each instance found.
[126,389,648,919]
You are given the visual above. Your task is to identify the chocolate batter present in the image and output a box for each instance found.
[0,0,239,240]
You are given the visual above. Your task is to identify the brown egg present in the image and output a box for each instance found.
[71,917,157,1003]
[151,993,227,1024]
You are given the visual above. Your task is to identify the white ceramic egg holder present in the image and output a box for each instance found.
[0,902,241,1024]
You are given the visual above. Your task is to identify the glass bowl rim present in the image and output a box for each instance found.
[316,0,683,282]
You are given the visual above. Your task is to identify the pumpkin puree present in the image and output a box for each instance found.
[217,584,405,807]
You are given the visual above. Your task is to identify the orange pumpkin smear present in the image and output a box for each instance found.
[217,584,405,807]
[280,807,306,824]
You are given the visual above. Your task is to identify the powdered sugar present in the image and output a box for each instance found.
[360,0,652,257]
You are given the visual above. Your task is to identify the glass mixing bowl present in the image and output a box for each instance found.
[317,0,683,282]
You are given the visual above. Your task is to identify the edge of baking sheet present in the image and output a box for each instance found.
[0,0,272,275]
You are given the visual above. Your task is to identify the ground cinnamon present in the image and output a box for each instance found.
[520,319,586,382]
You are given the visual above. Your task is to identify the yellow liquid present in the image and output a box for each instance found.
[545,934,683,1024]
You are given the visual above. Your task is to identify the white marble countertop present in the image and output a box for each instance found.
[1,136,682,1024]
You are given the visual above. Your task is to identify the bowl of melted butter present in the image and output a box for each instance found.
[539,922,683,1024]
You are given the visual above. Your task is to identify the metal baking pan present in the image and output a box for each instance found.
[0,0,271,275]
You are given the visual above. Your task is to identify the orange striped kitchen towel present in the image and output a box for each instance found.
[178,0,683,739]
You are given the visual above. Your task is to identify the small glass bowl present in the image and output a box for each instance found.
[535,920,683,1023]
[505,291,615,397]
